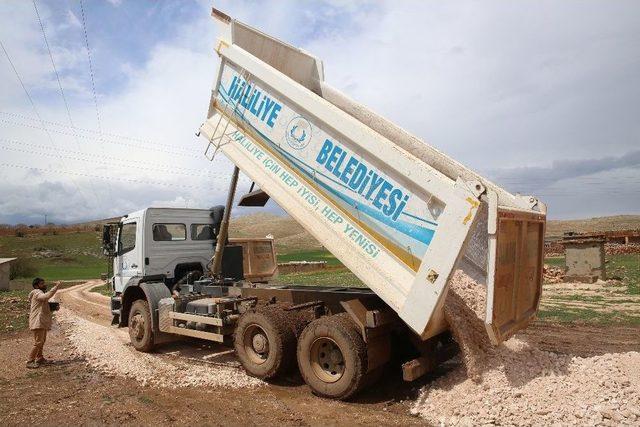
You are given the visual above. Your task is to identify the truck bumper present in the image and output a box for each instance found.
[110,295,122,325]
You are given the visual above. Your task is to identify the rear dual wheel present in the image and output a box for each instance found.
[234,307,297,379]
[235,309,383,400]
[297,313,369,400]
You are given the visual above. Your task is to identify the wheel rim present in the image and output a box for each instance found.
[310,337,345,383]
[243,323,269,365]
[130,312,145,341]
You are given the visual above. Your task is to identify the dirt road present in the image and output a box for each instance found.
[1,281,639,426]
[1,281,426,425]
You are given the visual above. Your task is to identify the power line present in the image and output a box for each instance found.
[0,137,223,176]
[77,0,120,201]
[79,0,103,135]
[0,110,185,150]
[33,0,104,207]
[0,117,207,159]
[0,139,239,180]
[0,162,231,192]
[0,42,39,120]
[33,0,74,128]
[0,38,93,208]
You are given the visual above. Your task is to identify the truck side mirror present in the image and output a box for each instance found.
[102,224,116,256]
[210,205,225,235]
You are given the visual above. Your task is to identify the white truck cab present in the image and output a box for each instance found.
[104,207,277,311]
[112,208,225,293]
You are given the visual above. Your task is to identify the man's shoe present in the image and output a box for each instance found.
[26,361,40,369]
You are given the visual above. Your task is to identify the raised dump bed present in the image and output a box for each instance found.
[112,8,548,401]
[199,8,547,345]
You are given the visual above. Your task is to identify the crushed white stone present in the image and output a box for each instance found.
[57,308,263,389]
[411,271,640,426]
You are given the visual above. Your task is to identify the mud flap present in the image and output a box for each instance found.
[485,207,546,344]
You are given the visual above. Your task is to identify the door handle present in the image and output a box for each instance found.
[131,264,138,268]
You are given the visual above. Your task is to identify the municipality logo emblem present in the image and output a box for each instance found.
[285,116,312,150]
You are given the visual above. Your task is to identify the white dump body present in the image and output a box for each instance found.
[199,9,547,342]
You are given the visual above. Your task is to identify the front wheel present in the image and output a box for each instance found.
[128,299,154,352]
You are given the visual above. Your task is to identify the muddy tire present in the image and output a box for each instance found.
[234,307,296,379]
[297,313,367,400]
[128,299,154,352]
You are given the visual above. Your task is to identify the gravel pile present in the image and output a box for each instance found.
[411,271,640,426]
[57,308,263,389]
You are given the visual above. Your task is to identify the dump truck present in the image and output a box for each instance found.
[104,8,546,400]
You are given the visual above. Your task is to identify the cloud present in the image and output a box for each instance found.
[489,149,640,194]
[304,1,640,169]
[66,10,81,29]
[0,0,639,224]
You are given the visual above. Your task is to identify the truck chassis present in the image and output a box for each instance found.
[118,278,451,400]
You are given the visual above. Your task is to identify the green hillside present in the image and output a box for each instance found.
[0,231,106,283]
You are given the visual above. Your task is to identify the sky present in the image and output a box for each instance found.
[0,0,639,225]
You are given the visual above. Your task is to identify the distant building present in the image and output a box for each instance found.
[562,234,605,283]
[0,258,17,291]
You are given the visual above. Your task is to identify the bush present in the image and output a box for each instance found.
[9,258,38,280]
[15,229,26,238]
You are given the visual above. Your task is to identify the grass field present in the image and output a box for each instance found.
[609,253,640,295]
[277,249,343,266]
[0,231,106,281]
[527,253,639,324]
[276,268,365,287]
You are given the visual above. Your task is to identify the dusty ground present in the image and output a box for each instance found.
[413,271,640,426]
[0,281,424,426]
[1,280,639,426]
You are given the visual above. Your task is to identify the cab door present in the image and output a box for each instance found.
[114,220,141,293]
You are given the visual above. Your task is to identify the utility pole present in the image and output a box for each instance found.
[44,214,47,225]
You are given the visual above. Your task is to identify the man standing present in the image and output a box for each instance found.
[26,278,59,369]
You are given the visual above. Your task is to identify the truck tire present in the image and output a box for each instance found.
[234,307,296,379]
[128,299,154,352]
[297,313,367,400]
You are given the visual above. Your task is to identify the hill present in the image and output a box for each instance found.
[545,215,640,239]
[234,213,640,250]
[230,212,322,252]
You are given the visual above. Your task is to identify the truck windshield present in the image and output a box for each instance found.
[152,223,186,241]
[119,222,137,254]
